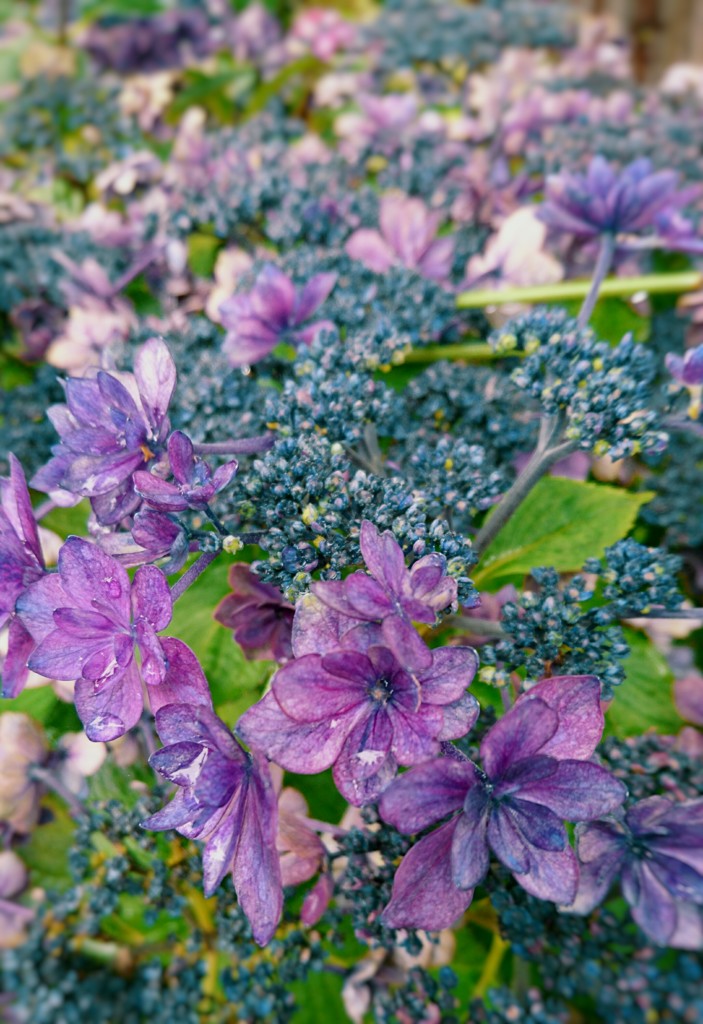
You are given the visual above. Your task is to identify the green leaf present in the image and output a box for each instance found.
[1,685,81,737]
[605,628,683,737]
[187,232,223,278]
[168,557,274,709]
[290,969,346,1024]
[561,297,649,345]
[475,478,654,588]
[39,499,91,540]
[19,800,75,891]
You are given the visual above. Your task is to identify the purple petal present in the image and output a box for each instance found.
[417,235,455,281]
[623,861,678,946]
[451,799,490,890]
[389,702,443,764]
[379,758,475,833]
[382,819,473,930]
[333,711,397,805]
[202,791,247,896]
[58,537,131,623]
[518,675,604,759]
[517,760,626,821]
[133,338,176,432]
[16,574,67,643]
[5,455,43,566]
[237,691,354,773]
[74,658,143,741]
[437,692,480,740]
[250,265,296,331]
[381,615,433,671]
[419,646,478,705]
[480,697,558,779]
[147,637,213,714]
[292,272,337,325]
[150,742,206,786]
[231,757,283,946]
[517,844,580,905]
[167,431,195,484]
[132,564,172,631]
[212,460,238,493]
[569,820,627,913]
[341,573,393,620]
[2,617,35,698]
[141,789,198,831]
[135,619,167,687]
[29,629,111,681]
[272,654,365,722]
[360,520,406,591]
[133,471,189,512]
[155,703,241,758]
[487,804,530,874]
[345,229,395,273]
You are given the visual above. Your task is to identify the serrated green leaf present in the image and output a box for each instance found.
[605,628,683,737]
[475,478,654,588]
[168,557,274,708]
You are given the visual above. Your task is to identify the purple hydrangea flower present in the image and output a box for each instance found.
[134,430,237,513]
[539,156,689,239]
[570,796,703,949]
[214,564,294,663]
[99,508,190,572]
[0,455,46,698]
[218,264,337,368]
[345,194,454,281]
[31,338,176,526]
[238,595,478,805]
[666,344,703,419]
[16,537,208,741]
[378,676,626,930]
[142,702,282,946]
[311,519,457,670]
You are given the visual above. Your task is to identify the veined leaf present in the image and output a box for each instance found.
[605,628,683,737]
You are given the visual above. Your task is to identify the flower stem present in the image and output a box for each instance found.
[455,270,702,310]
[577,233,616,329]
[473,932,510,999]
[401,342,498,363]
[192,435,275,456]
[445,616,508,639]
[30,766,84,818]
[473,417,577,557]
[171,549,220,601]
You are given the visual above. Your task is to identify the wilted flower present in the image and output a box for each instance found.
[143,702,282,946]
[134,430,237,513]
[32,338,176,525]
[378,676,626,930]
[463,208,562,291]
[0,455,46,698]
[311,520,457,670]
[539,156,689,239]
[0,850,33,949]
[666,344,703,419]
[16,537,206,741]
[345,195,454,282]
[218,264,337,368]
[0,713,47,834]
[214,564,294,662]
[570,796,703,949]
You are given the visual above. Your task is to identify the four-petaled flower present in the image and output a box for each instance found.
[539,156,689,239]
[569,795,703,950]
[134,430,237,512]
[143,702,282,946]
[16,537,206,741]
[238,596,478,806]
[0,455,46,697]
[214,564,294,662]
[219,264,337,368]
[311,519,457,670]
[378,676,626,930]
[31,338,176,526]
[345,194,454,282]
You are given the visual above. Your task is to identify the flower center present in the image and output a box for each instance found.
[368,676,394,706]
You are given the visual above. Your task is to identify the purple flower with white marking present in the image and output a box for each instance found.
[311,519,457,670]
[218,264,337,368]
[345,194,454,281]
[238,618,478,806]
[569,796,703,949]
[666,344,703,419]
[31,338,176,526]
[214,564,294,663]
[0,455,46,698]
[539,156,689,239]
[378,676,626,930]
[142,702,282,946]
[16,537,208,741]
[134,430,237,512]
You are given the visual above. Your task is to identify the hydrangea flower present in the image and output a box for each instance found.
[311,519,458,670]
[0,713,47,835]
[142,702,282,946]
[0,455,46,697]
[0,850,33,949]
[570,796,703,949]
[666,344,703,419]
[32,338,176,526]
[378,676,626,930]
[238,596,478,805]
[16,537,207,741]
[345,194,454,282]
[218,264,337,368]
[214,564,294,662]
[539,156,688,238]
[134,430,237,512]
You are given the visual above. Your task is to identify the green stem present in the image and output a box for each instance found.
[473,932,510,1000]
[456,270,702,310]
[401,342,497,363]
